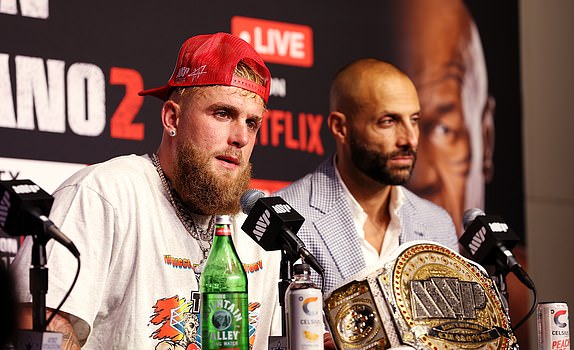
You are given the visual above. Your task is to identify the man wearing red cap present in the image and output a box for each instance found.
[11,33,281,349]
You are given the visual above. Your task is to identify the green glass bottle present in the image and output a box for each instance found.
[200,215,248,350]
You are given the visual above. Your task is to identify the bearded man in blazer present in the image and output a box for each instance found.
[276,58,459,293]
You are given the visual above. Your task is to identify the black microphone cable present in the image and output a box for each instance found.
[512,284,537,331]
[44,254,81,330]
[299,249,326,293]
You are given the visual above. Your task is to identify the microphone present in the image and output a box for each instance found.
[240,189,324,274]
[459,208,534,290]
[0,179,80,258]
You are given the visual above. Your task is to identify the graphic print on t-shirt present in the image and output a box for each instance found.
[149,292,262,349]
[149,293,201,350]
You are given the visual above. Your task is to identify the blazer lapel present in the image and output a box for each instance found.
[309,160,366,281]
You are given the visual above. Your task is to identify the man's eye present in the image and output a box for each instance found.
[247,119,261,131]
[430,123,461,146]
[434,124,453,135]
[378,118,394,126]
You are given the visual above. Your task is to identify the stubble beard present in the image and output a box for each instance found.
[172,141,252,215]
[349,131,417,186]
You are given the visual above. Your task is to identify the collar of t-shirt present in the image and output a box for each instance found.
[333,157,405,266]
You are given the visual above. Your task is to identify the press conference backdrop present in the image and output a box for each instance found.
[0,0,526,343]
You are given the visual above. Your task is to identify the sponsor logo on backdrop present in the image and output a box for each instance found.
[270,77,286,98]
[0,170,19,181]
[0,237,19,267]
[0,0,49,19]
[0,238,18,255]
[231,17,324,156]
[258,110,324,156]
[0,158,85,194]
[0,54,145,140]
[0,53,320,152]
[232,16,314,68]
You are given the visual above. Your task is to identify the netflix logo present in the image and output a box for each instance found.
[232,16,314,67]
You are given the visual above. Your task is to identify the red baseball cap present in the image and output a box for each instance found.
[139,32,271,102]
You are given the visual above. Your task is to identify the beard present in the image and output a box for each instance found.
[172,141,252,215]
[349,130,417,186]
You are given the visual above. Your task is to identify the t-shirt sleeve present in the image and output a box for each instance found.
[11,182,117,343]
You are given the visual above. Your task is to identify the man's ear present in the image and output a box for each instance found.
[328,111,348,144]
[482,95,496,182]
[161,100,181,133]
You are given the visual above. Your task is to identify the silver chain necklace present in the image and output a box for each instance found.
[150,153,214,273]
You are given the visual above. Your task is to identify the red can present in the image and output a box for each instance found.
[537,302,570,350]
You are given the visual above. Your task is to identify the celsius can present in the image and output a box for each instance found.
[537,302,570,350]
[285,263,324,350]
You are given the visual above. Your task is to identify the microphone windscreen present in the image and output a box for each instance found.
[462,208,485,230]
[240,189,265,214]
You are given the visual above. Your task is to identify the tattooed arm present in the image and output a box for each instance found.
[18,304,82,350]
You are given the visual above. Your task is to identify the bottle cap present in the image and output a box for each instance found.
[215,215,232,225]
[293,263,311,275]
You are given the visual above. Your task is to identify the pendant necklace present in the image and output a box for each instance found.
[150,153,214,276]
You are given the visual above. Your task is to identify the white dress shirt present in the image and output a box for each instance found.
[334,161,405,266]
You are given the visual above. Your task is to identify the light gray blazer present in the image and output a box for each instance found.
[275,157,459,292]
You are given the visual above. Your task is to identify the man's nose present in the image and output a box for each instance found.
[398,121,419,149]
[229,121,249,148]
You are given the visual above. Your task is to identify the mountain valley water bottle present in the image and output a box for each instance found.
[200,215,248,350]
[285,263,324,350]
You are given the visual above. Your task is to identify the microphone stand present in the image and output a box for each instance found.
[278,250,293,336]
[18,234,64,350]
[490,262,510,317]
[491,265,524,350]
[492,273,510,312]
[266,251,293,349]
[30,235,49,331]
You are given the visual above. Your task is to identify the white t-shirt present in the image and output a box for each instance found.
[11,154,282,350]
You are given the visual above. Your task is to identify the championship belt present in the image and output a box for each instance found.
[324,241,517,349]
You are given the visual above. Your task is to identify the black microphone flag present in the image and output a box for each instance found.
[0,179,80,257]
[240,189,305,253]
[459,208,520,266]
[240,189,323,275]
[459,208,534,290]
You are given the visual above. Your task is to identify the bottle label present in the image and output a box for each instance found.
[215,225,232,236]
[287,288,325,350]
[201,292,248,350]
